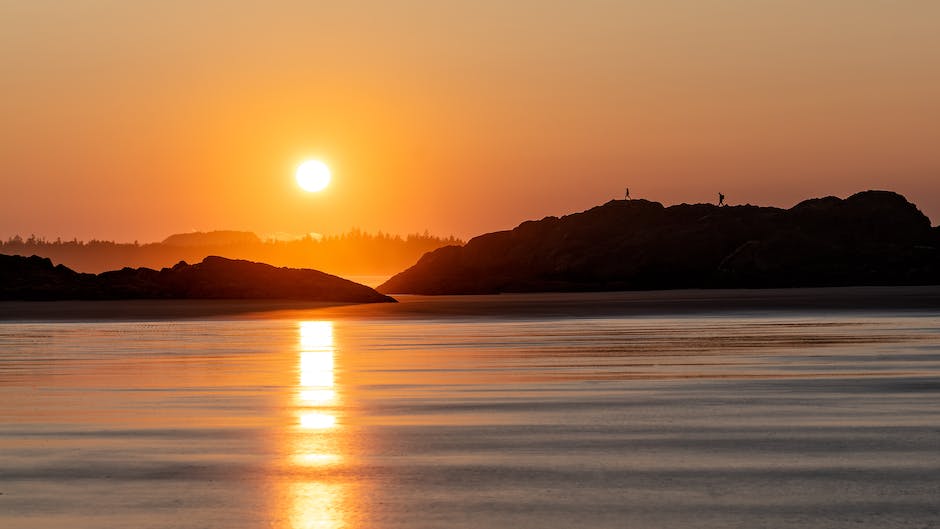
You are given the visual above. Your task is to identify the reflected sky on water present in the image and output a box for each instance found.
[1,300,940,528]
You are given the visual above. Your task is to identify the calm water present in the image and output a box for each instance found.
[2,293,940,528]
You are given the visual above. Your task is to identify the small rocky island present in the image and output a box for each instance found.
[379,191,940,294]
[0,255,395,303]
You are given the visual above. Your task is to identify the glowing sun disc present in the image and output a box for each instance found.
[296,160,331,192]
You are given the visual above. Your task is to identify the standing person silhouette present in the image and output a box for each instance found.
[718,192,725,206]
[624,187,631,200]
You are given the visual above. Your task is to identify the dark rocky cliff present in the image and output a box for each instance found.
[379,191,940,294]
[0,255,395,303]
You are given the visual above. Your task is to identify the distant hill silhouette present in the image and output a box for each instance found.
[0,255,395,303]
[378,191,940,294]
[0,229,462,277]
[162,230,262,247]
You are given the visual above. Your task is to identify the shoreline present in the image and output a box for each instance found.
[1,285,939,321]
[0,299,357,322]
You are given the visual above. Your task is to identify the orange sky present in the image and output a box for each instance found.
[2,1,939,242]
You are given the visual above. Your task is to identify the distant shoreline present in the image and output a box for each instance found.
[0,299,355,322]
[335,286,940,320]
[2,285,939,322]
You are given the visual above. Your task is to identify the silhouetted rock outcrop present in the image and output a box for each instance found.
[379,191,940,294]
[0,255,395,303]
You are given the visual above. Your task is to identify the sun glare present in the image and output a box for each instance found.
[296,160,331,192]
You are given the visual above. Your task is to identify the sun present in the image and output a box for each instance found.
[295,160,331,192]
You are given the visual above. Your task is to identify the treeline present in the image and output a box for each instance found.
[0,230,463,280]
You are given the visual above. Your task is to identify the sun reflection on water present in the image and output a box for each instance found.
[299,412,337,430]
[289,482,345,529]
[287,320,344,529]
[299,389,337,405]
[298,321,338,428]
[300,320,334,352]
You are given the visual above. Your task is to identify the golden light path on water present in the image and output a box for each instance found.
[289,321,343,529]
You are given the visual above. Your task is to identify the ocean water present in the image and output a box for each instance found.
[1,293,940,528]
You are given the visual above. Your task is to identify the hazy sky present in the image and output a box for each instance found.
[2,1,939,242]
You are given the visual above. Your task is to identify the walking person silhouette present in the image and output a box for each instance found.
[718,192,725,206]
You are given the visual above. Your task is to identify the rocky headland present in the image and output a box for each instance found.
[379,191,940,294]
